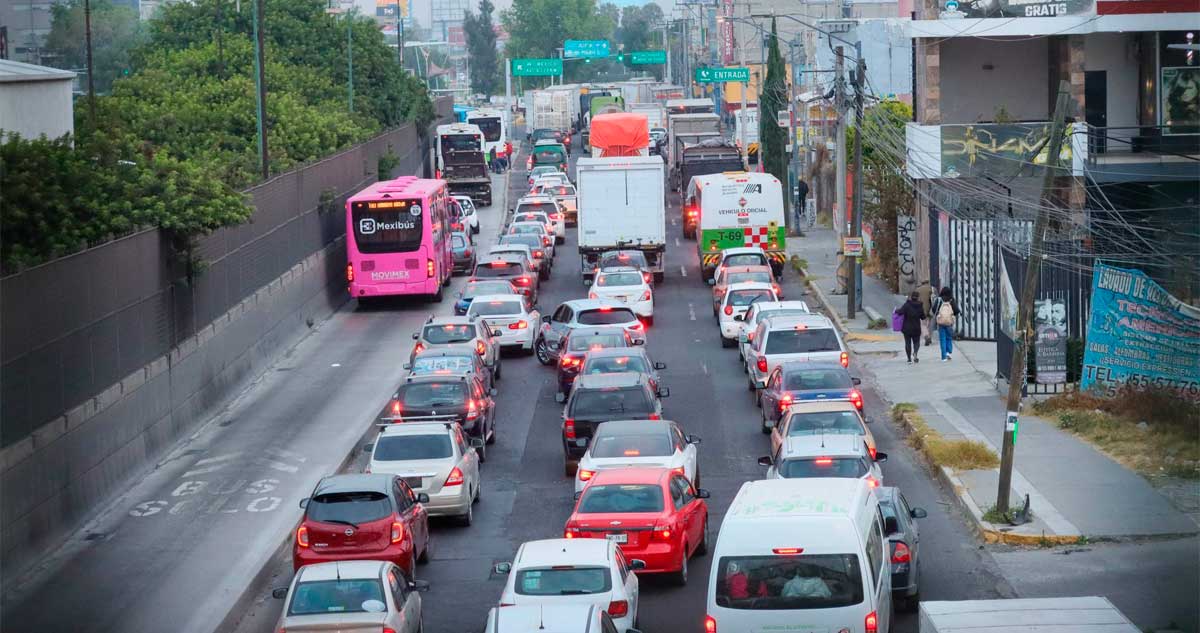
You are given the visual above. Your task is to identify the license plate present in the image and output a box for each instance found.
[615,296,628,302]
[607,533,627,544]
[404,477,423,489]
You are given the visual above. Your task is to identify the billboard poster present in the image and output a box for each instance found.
[1161,67,1200,136]
[954,0,1093,17]
[1034,295,1068,383]
[941,124,1072,178]
[1081,264,1200,399]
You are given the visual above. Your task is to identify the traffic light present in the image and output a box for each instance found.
[616,53,624,62]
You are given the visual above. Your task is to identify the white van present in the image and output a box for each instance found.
[705,478,893,633]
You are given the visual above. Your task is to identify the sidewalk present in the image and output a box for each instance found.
[788,227,1200,543]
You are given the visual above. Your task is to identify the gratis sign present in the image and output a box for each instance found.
[564,39,610,59]
[695,67,750,83]
[631,50,667,65]
[511,58,563,77]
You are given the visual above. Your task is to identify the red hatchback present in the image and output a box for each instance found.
[563,468,710,586]
[293,474,431,577]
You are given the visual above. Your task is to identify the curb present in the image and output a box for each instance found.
[893,410,1082,547]
[804,274,851,337]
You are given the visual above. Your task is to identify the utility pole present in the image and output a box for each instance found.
[788,43,801,231]
[834,46,847,296]
[347,11,354,113]
[83,0,96,128]
[394,0,403,68]
[505,57,512,122]
[252,0,269,180]
[664,23,672,85]
[996,80,1072,513]
[848,44,864,319]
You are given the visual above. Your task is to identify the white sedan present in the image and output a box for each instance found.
[452,195,480,233]
[717,281,778,346]
[575,419,700,494]
[467,294,541,353]
[588,268,654,324]
[494,538,642,632]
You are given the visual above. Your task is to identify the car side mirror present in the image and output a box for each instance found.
[417,493,430,503]
[271,587,289,600]
[410,580,431,592]
[574,490,583,501]
[686,434,702,444]
[757,456,772,467]
[555,392,566,404]
[852,377,862,386]
[362,443,374,453]
[696,488,711,499]
[632,339,645,346]
[469,437,485,449]
[657,387,670,398]
[874,451,888,463]
[706,279,716,286]
[402,363,412,370]
[911,507,928,519]
[299,498,309,509]
[884,516,900,535]
[629,559,647,570]
[541,315,551,323]
[411,332,419,340]
[493,562,513,574]
[654,361,667,370]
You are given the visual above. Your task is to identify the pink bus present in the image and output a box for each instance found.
[346,176,454,302]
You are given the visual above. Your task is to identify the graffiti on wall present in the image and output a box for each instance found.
[897,215,918,295]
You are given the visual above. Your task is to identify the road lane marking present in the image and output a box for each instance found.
[255,457,300,474]
[181,453,242,477]
[702,363,709,375]
[688,304,696,321]
[675,237,680,247]
[265,447,308,462]
[680,266,687,277]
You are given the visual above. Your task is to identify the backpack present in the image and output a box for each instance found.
[936,299,956,326]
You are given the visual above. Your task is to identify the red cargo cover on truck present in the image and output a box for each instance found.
[589,113,650,157]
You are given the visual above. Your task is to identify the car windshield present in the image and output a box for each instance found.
[374,434,453,461]
[724,254,767,267]
[518,203,557,215]
[727,271,772,285]
[765,329,841,354]
[787,411,864,436]
[475,262,522,278]
[597,272,643,287]
[509,224,544,235]
[600,253,646,268]
[514,567,612,596]
[778,457,870,479]
[784,369,852,390]
[584,355,648,375]
[422,324,475,344]
[468,300,524,317]
[500,235,542,250]
[577,484,665,513]
[288,579,387,616]
[577,309,636,326]
[463,281,513,298]
[572,388,652,416]
[591,432,673,458]
[567,333,626,352]
[411,355,474,375]
[728,290,774,307]
[307,491,391,524]
[755,309,809,324]
[398,382,468,407]
[713,555,864,610]
[451,234,467,248]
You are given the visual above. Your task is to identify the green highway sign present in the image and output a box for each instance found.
[631,50,667,65]
[564,39,610,59]
[694,67,750,83]
[511,58,563,77]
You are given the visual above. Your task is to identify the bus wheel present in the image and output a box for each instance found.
[432,285,444,303]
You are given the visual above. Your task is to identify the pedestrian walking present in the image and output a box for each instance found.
[916,279,934,346]
[794,180,809,228]
[932,287,962,361]
[895,292,926,364]
[488,147,498,174]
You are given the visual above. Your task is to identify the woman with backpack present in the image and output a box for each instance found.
[932,287,962,361]
[895,291,927,364]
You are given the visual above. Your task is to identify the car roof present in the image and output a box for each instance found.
[488,604,599,632]
[781,434,867,458]
[584,347,649,360]
[786,400,861,414]
[720,264,772,274]
[728,478,873,518]
[533,139,562,146]
[595,419,672,435]
[314,473,394,496]
[588,467,672,486]
[377,421,458,437]
[490,244,532,253]
[724,281,776,293]
[516,538,613,566]
[426,315,474,326]
[763,314,836,330]
[469,294,527,306]
[597,266,642,275]
[404,373,471,385]
[413,344,476,358]
[561,298,626,311]
[574,372,647,389]
[750,301,811,313]
[297,560,385,582]
[509,221,547,228]
[517,195,556,203]
[721,246,767,257]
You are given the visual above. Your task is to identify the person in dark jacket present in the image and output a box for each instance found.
[932,287,962,361]
[896,291,926,364]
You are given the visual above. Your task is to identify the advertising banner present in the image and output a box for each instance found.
[1081,264,1200,399]
[955,0,1093,17]
[1162,67,1200,135]
[941,123,1072,178]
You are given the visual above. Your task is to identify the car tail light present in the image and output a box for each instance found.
[578,469,596,481]
[866,477,880,488]
[391,400,402,417]
[606,600,629,618]
[779,393,793,412]
[588,292,598,299]
[346,264,354,282]
[509,320,528,330]
[561,355,580,367]
[642,272,652,283]
[413,342,425,355]
[564,418,576,439]
[445,466,464,487]
[746,331,755,341]
[466,399,480,420]
[390,521,405,544]
[815,457,834,465]
[564,525,580,538]
[849,389,863,411]
[463,248,473,256]
[648,413,661,420]
[475,341,486,356]
[551,213,563,220]
[533,250,544,258]
[640,290,652,301]
[840,351,849,368]
[704,615,717,633]
[671,466,685,476]
[542,236,552,246]
[514,276,532,286]
[629,321,644,332]
[772,283,781,295]
[772,547,804,555]
[724,305,733,316]
[756,356,768,373]
[891,541,911,563]
[865,611,878,633]
[652,522,672,541]
[384,628,398,633]
[868,445,877,460]
[296,525,309,547]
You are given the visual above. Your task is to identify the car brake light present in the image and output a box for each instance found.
[390,521,404,544]
[652,522,672,540]
[578,469,596,481]
[640,290,651,301]
[892,541,911,563]
[296,525,309,547]
[445,466,464,487]
[514,276,531,286]
[542,236,552,246]
[630,321,644,332]
[564,418,576,439]
[756,357,767,373]
[869,445,877,460]
[533,250,544,258]
[772,547,804,555]
[509,320,528,330]
[346,264,354,282]
[648,413,660,420]
[779,393,793,412]
[598,306,612,311]
[642,272,652,283]
[671,466,685,476]
[588,292,598,299]
[724,305,733,316]
[383,627,398,633]
[413,342,425,355]
[623,449,641,456]
[551,213,563,220]
[475,341,486,356]
[865,611,878,633]
[840,351,849,368]
[849,389,863,411]
[815,457,834,465]
[747,331,755,341]
[564,525,580,538]
[704,615,717,633]
[391,400,402,415]
[466,399,479,420]
[606,600,629,618]
[866,477,880,488]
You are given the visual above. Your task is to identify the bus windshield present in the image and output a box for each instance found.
[350,200,423,254]
[472,118,501,142]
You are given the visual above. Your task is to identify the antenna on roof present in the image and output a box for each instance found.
[335,561,342,582]
[539,604,546,630]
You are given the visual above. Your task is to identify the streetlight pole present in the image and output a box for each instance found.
[83,0,96,128]
[848,42,864,318]
[252,0,269,179]
[834,46,847,296]
[347,10,354,113]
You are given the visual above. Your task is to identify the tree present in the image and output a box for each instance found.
[758,19,789,215]
[854,100,915,291]
[463,0,500,95]
[44,0,145,93]
[616,3,665,79]
[502,0,616,84]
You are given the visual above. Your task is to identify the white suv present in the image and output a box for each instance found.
[365,422,483,525]
[717,282,778,347]
[744,314,846,390]
[467,294,541,354]
[734,300,811,364]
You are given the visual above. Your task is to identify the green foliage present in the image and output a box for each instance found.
[502,0,617,84]
[758,19,789,214]
[852,101,915,291]
[377,152,400,181]
[44,0,145,93]
[615,4,665,79]
[464,0,500,95]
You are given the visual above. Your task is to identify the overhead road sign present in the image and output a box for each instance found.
[695,67,750,83]
[631,50,667,65]
[564,39,610,59]
[512,58,563,77]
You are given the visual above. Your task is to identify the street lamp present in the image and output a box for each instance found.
[326,3,356,113]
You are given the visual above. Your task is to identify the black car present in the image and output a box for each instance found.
[385,374,498,461]
[560,373,668,476]
[554,326,637,399]
[877,486,927,613]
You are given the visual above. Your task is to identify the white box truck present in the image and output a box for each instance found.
[919,597,1140,633]
[575,156,667,283]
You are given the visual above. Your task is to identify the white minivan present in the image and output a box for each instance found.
[705,478,893,633]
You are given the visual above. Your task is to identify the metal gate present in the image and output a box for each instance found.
[933,214,1032,341]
